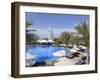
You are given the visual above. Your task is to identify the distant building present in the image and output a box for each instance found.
[36,25,54,44]
[48,25,54,40]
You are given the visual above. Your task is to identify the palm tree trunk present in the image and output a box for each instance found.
[86,45,89,64]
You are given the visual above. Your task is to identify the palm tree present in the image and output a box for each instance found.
[75,21,89,64]
[26,21,32,28]
[53,38,62,47]
[69,35,82,47]
[75,21,89,47]
[26,21,39,44]
[60,32,72,46]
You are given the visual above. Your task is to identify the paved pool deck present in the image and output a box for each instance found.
[54,52,86,66]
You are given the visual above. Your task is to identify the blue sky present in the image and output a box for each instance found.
[26,12,89,38]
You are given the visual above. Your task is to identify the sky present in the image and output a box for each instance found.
[26,12,89,38]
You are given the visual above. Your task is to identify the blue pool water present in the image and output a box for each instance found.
[26,45,71,62]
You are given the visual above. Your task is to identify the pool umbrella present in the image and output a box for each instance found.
[70,49,77,53]
[53,50,66,57]
[36,39,48,43]
[48,39,54,43]
[79,45,86,49]
[75,47,80,51]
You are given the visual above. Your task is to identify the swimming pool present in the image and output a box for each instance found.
[26,44,71,62]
